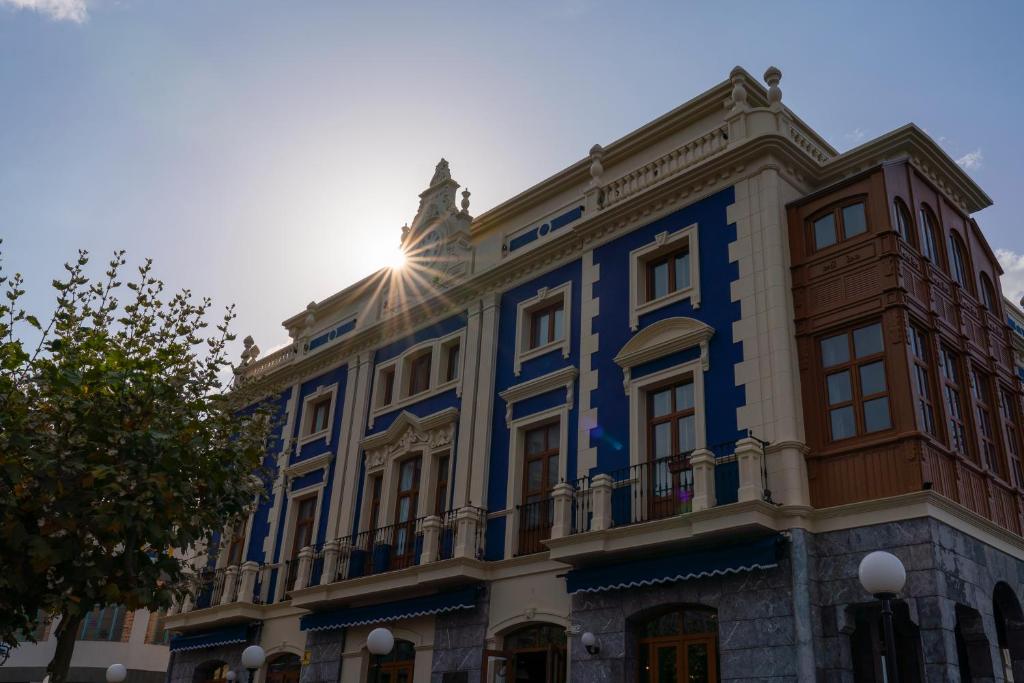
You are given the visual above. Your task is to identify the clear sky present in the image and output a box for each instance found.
[3,0,1024,360]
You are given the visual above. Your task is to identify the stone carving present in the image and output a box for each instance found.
[430,158,452,186]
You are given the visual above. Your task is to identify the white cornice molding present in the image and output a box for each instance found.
[498,366,578,428]
[284,451,333,480]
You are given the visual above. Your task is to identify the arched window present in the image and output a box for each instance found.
[194,661,230,683]
[893,199,916,245]
[265,654,301,683]
[918,205,942,266]
[369,639,415,683]
[980,273,999,313]
[636,606,717,683]
[500,624,567,683]
[949,231,973,292]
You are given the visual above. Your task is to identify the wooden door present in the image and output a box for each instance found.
[391,457,421,569]
[519,423,559,554]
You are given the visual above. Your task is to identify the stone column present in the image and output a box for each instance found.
[219,565,239,605]
[689,449,716,512]
[590,474,613,532]
[237,561,258,603]
[320,540,340,585]
[294,546,314,591]
[550,482,575,539]
[735,437,764,503]
[421,515,442,564]
[453,507,482,559]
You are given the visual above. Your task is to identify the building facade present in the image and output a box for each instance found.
[163,67,1024,682]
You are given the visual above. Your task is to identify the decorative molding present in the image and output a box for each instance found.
[513,282,573,376]
[283,452,333,480]
[498,366,578,428]
[360,408,460,474]
[628,223,701,331]
[614,316,714,393]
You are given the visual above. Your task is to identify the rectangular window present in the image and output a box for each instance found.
[908,324,937,437]
[392,457,422,568]
[445,341,460,382]
[78,606,127,642]
[145,610,170,645]
[408,352,432,396]
[380,367,395,406]
[434,454,450,516]
[225,523,246,566]
[291,496,317,557]
[1000,388,1024,488]
[368,475,383,529]
[810,199,868,251]
[941,347,970,458]
[645,246,691,302]
[820,322,891,442]
[308,397,330,434]
[971,368,1002,477]
[518,423,560,555]
[529,301,564,350]
[646,378,696,520]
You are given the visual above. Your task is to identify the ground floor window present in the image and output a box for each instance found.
[265,654,301,683]
[369,639,415,683]
[637,606,718,683]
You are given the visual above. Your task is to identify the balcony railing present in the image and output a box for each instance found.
[514,498,554,557]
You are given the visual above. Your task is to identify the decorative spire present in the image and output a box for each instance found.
[588,144,604,187]
[764,66,782,109]
[430,158,452,186]
[461,188,471,213]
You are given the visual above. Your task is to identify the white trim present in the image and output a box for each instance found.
[624,357,706,468]
[614,316,714,394]
[628,223,701,331]
[275,486,325,600]
[577,249,600,477]
[513,282,573,376]
[297,383,339,446]
[368,330,465,427]
[284,451,332,479]
[498,366,577,428]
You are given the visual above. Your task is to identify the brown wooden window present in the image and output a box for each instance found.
[893,199,916,245]
[647,378,697,519]
[529,301,564,350]
[919,206,942,266]
[518,423,560,555]
[225,523,246,566]
[408,352,432,395]
[379,367,395,406]
[392,457,422,568]
[940,347,969,458]
[445,342,460,382]
[434,454,450,516]
[368,475,383,528]
[971,368,1002,477]
[308,396,330,435]
[999,387,1024,488]
[820,322,891,441]
[809,199,867,250]
[291,496,317,557]
[949,232,973,293]
[980,274,999,313]
[645,245,691,302]
[908,324,937,437]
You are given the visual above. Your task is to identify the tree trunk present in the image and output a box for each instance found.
[46,611,83,683]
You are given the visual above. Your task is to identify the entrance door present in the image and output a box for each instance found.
[265,654,301,683]
[392,457,422,569]
[490,624,567,683]
[637,607,719,683]
[369,639,416,683]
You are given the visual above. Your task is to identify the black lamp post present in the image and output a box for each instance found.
[858,551,907,683]
[241,645,266,683]
[366,627,394,682]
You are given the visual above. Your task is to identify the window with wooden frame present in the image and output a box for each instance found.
[809,198,868,251]
[224,522,246,566]
[368,475,383,529]
[306,396,331,436]
[291,496,317,557]
[893,198,916,246]
[999,387,1024,488]
[918,205,942,266]
[908,323,938,437]
[971,367,1002,477]
[443,339,461,383]
[529,301,565,350]
[518,422,560,555]
[980,273,999,313]
[940,347,970,458]
[407,351,432,396]
[378,366,396,407]
[646,378,697,519]
[644,245,691,303]
[949,232,973,293]
[434,453,450,516]
[392,456,422,567]
[819,322,892,442]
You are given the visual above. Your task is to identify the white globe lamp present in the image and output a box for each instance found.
[226,672,236,682]
[367,627,395,657]
[105,664,128,683]
[858,550,906,597]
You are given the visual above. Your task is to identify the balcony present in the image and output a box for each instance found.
[544,437,783,565]
[288,506,488,609]
[163,560,297,631]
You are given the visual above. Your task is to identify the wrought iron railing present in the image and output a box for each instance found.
[515,497,554,556]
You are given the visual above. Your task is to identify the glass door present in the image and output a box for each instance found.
[391,457,421,569]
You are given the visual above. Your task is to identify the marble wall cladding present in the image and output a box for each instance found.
[166,643,247,683]
[431,596,489,683]
[300,629,344,683]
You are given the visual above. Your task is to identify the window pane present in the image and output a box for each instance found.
[547,423,559,446]
[675,381,694,411]
[678,415,695,452]
[859,361,887,395]
[547,455,560,488]
[399,461,416,490]
[656,646,679,683]
[827,371,852,405]
[651,389,672,417]
[830,406,856,440]
[814,213,837,249]
[644,611,682,637]
[526,428,545,455]
[527,459,543,491]
[674,250,691,289]
[653,422,672,459]
[821,333,850,367]
[853,323,883,358]
[686,643,710,683]
[651,261,670,299]
[842,203,867,237]
[553,306,564,341]
[397,497,411,522]
[864,397,892,433]
[682,609,717,635]
[535,314,549,346]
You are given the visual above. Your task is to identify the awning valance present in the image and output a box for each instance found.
[169,624,250,652]
[299,586,481,632]
[565,535,783,594]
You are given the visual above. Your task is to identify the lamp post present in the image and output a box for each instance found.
[241,645,266,683]
[366,627,394,682]
[858,551,907,683]
[105,664,127,683]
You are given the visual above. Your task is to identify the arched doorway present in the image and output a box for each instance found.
[369,638,415,683]
[956,603,994,679]
[194,661,230,683]
[847,601,923,682]
[636,606,717,683]
[994,583,1024,680]
[487,623,566,682]
[265,653,301,683]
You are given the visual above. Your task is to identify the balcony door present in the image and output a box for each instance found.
[519,423,559,555]
[637,607,718,683]
[391,456,422,569]
[286,495,317,591]
[646,379,696,520]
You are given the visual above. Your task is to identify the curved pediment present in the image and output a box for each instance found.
[360,407,459,473]
[613,317,714,371]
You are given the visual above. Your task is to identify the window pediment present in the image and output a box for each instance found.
[614,317,714,393]
[360,408,459,474]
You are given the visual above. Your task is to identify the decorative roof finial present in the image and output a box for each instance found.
[240,335,260,364]
[728,66,749,113]
[461,188,471,213]
[430,158,451,186]
[764,66,782,109]
[588,144,604,187]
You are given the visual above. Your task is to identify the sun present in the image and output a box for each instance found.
[386,247,407,271]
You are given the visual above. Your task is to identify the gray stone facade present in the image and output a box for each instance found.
[431,592,490,683]
[299,629,344,683]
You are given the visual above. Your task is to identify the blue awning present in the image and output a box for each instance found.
[300,586,481,632]
[169,624,250,652]
[565,535,783,594]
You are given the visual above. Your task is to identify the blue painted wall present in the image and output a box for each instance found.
[245,386,293,564]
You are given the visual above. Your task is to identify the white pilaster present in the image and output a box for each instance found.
[577,249,600,476]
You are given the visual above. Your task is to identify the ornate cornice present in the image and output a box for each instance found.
[498,366,578,428]
[360,408,460,473]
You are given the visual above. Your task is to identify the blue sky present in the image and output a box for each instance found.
[3,0,1024,358]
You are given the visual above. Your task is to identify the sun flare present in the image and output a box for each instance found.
[386,247,408,270]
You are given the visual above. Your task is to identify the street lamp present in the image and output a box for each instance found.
[241,645,266,683]
[366,627,394,682]
[105,664,127,683]
[858,551,907,683]
[581,631,600,655]
[226,672,236,683]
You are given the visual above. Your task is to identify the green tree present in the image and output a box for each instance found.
[0,248,271,682]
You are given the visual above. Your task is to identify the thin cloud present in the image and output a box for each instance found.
[957,148,983,171]
[0,0,87,22]
[845,127,867,145]
[997,248,1024,306]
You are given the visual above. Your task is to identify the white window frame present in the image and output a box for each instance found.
[274,484,325,600]
[514,282,573,376]
[368,331,465,427]
[298,383,339,446]
[628,224,700,331]
[626,358,707,468]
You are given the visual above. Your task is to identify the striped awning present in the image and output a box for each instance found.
[299,586,480,632]
[169,624,250,652]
